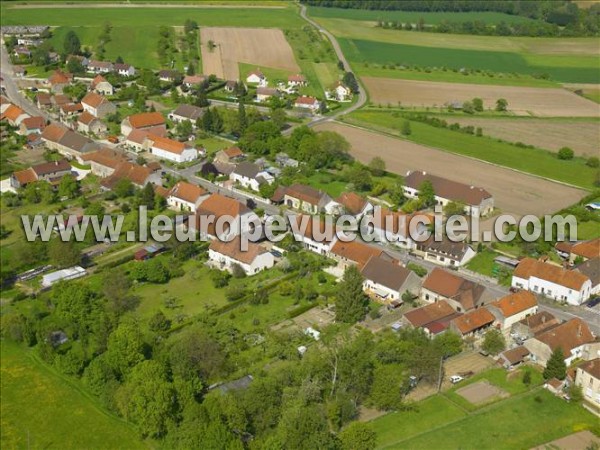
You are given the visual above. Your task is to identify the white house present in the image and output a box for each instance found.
[294,96,320,111]
[574,359,600,411]
[365,207,429,250]
[331,81,351,102]
[256,87,280,103]
[291,215,338,256]
[195,193,258,241]
[208,237,274,276]
[361,255,422,303]
[167,181,208,212]
[246,69,266,86]
[274,183,336,215]
[87,60,113,74]
[230,161,274,192]
[169,104,204,125]
[90,75,114,96]
[114,63,135,77]
[149,135,198,163]
[487,290,538,331]
[414,238,476,267]
[575,258,600,295]
[287,74,307,88]
[403,170,494,218]
[512,258,592,306]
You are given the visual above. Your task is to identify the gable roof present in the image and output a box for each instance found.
[58,129,94,152]
[81,148,127,169]
[337,192,367,215]
[247,69,264,79]
[288,74,306,82]
[91,74,109,88]
[127,112,165,129]
[330,240,384,269]
[417,237,473,260]
[491,291,538,318]
[423,268,489,310]
[150,135,189,155]
[168,181,207,204]
[41,123,69,143]
[60,102,83,114]
[571,238,600,260]
[223,146,244,158]
[578,358,600,380]
[183,75,206,85]
[574,258,600,286]
[295,96,318,106]
[404,170,492,206]
[518,311,560,336]
[232,161,261,179]
[1,104,26,122]
[32,159,71,176]
[361,255,414,291]
[12,168,37,185]
[21,116,45,130]
[292,215,337,243]
[81,92,109,108]
[209,236,267,265]
[451,307,495,335]
[171,104,204,121]
[197,193,250,218]
[113,63,133,72]
[88,60,113,70]
[534,318,595,356]
[500,346,530,365]
[48,70,72,86]
[36,92,52,106]
[514,258,590,291]
[256,87,280,96]
[284,183,328,206]
[78,110,100,126]
[101,162,151,188]
[404,300,458,328]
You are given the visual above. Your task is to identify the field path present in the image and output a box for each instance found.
[315,122,587,217]
[8,3,285,8]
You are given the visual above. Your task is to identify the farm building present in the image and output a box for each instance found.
[42,266,86,287]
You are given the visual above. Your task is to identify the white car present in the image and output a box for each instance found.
[449,375,464,384]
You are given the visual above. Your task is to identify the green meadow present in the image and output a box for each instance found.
[1,341,146,449]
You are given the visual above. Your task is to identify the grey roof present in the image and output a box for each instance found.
[233,161,261,179]
[417,238,472,260]
[575,257,600,286]
[217,375,253,393]
[59,130,96,153]
[172,104,204,121]
[361,255,413,291]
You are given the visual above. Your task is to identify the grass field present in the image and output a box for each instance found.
[340,38,600,84]
[1,341,146,449]
[377,390,598,449]
[345,110,597,190]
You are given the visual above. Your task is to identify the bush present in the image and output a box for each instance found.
[210,269,231,288]
[407,263,427,277]
[226,285,247,302]
[586,156,599,168]
[557,147,574,160]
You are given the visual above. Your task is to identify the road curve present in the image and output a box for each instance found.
[298,3,367,122]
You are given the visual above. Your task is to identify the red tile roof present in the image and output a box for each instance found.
[1,104,26,122]
[337,192,367,215]
[535,318,595,357]
[422,268,488,311]
[12,168,37,185]
[330,240,384,269]
[81,92,109,108]
[41,123,69,143]
[168,181,207,204]
[21,116,45,130]
[514,258,590,290]
[209,236,267,265]
[571,238,600,260]
[295,96,318,106]
[127,112,165,129]
[491,291,537,318]
[451,307,495,335]
[78,111,98,125]
[404,300,458,328]
[149,135,187,155]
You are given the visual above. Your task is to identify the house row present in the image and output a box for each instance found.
[86,59,136,77]
[81,148,161,189]
[41,123,99,160]
[10,159,72,189]
[555,237,600,264]
[229,161,275,192]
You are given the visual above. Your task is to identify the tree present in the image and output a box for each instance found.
[342,71,359,93]
[368,363,406,411]
[586,156,599,168]
[335,265,368,323]
[388,180,405,206]
[462,101,475,114]
[433,331,462,358]
[418,180,435,207]
[348,166,372,192]
[149,311,171,334]
[277,404,334,450]
[557,147,574,160]
[368,157,386,176]
[238,101,247,134]
[176,120,193,139]
[495,98,508,112]
[116,55,124,64]
[114,178,134,197]
[401,119,411,136]
[271,108,287,130]
[58,175,79,199]
[481,329,505,355]
[543,347,566,380]
[567,383,583,403]
[48,239,81,268]
[116,360,175,438]
[522,370,531,386]
[444,200,466,217]
[63,30,81,55]
[339,422,377,450]
[472,97,484,112]
[106,318,145,376]
[186,61,195,76]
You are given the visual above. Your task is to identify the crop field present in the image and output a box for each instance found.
[314,122,587,217]
[308,6,538,25]
[363,78,600,117]
[340,39,600,84]
[1,341,146,450]
[445,117,600,156]
[200,27,300,80]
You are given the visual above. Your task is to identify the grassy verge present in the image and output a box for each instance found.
[343,110,596,190]
[1,341,146,449]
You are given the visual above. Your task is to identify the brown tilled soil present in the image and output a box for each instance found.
[314,122,587,217]
[456,380,508,405]
[363,77,600,117]
[447,117,600,157]
[200,27,300,81]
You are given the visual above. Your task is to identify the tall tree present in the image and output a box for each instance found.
[339,422,377,450]
[48,239,81,268]
[58,174,79,199]
[481,329,505,355]
[543,348,567,380]
[63,30,81,55]
[418,180,435,207]
[335,265,368,323]
[237,101,247,134]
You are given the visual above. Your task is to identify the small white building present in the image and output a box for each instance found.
[291,215,338,256]
[361,255,421,303]
[331,81,351,102]
[149,135,198,163]
[487,290,538,331]
[167,181,208,212]
[42,266,86,287]
[414,238,476,268]
[512,258,592,306]
[246,69,266,86]
[294,96,320,111]
[230,161,274,192]
[287,74,307,88]
[208,237,274,276]
[114,63,135,77]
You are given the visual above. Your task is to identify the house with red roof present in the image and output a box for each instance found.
[149,135,198,163]
[90,75,114,96]
[166,181,208,212]
[294,96,320,111]
[120,111,166,137]
[81,92,116,118]
[19,116,45,136]
[208,237,274,276]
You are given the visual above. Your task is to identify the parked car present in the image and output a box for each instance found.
[586,297,600,308]
[449,375,463,384]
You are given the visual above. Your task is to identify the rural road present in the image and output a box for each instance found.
[0,42,49,120]
[299,4,367,122]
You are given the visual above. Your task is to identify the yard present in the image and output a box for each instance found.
[1,341,147,450]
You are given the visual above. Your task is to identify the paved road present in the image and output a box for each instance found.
[0,41,49,120]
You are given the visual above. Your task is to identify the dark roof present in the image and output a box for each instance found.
[59,130,96,153]
[32,159,71,176]
[217,375,253,393]
[158,69,180,79]
[405,170,492,206]
[417,237,473,260]
[233,161,261,179]
[361,256,414,291]
[404,300,458,328]
[578,358,600,379]
[517,311,560,336]
[172,104,204,121]
[423,268,489,311]
[284,183,328,206]
[574,257,600,286]
[500,346,530,365]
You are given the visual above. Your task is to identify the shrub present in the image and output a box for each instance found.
[557,147,574,160]
[586,156,599,168]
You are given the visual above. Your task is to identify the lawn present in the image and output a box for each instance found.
[466,249,501,277]
[344,110,596,190]
[379,390,598,449]
[576,220,600,240]
[305,171,348,198]
[1,341,146,450]
[308,6,539,25]
[196,135,232,156]
[339,38,600,84]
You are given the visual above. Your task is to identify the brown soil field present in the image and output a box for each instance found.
[200,27,300,81]
[314,122,587,217]
[447,118,600,157]
[363,77,600,117]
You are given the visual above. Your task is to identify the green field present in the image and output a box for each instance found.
[376,390,598,449]
[339,38,600,83]
[1,341,146,449]
[308,6,539,25]
[344,110,597,190]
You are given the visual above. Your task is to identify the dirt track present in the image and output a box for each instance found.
[314,122,587,217]
[363,77,600,117]
[448,117,600,157]
[200,27,299,80]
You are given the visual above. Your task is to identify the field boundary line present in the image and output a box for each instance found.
[335,119,590,193]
